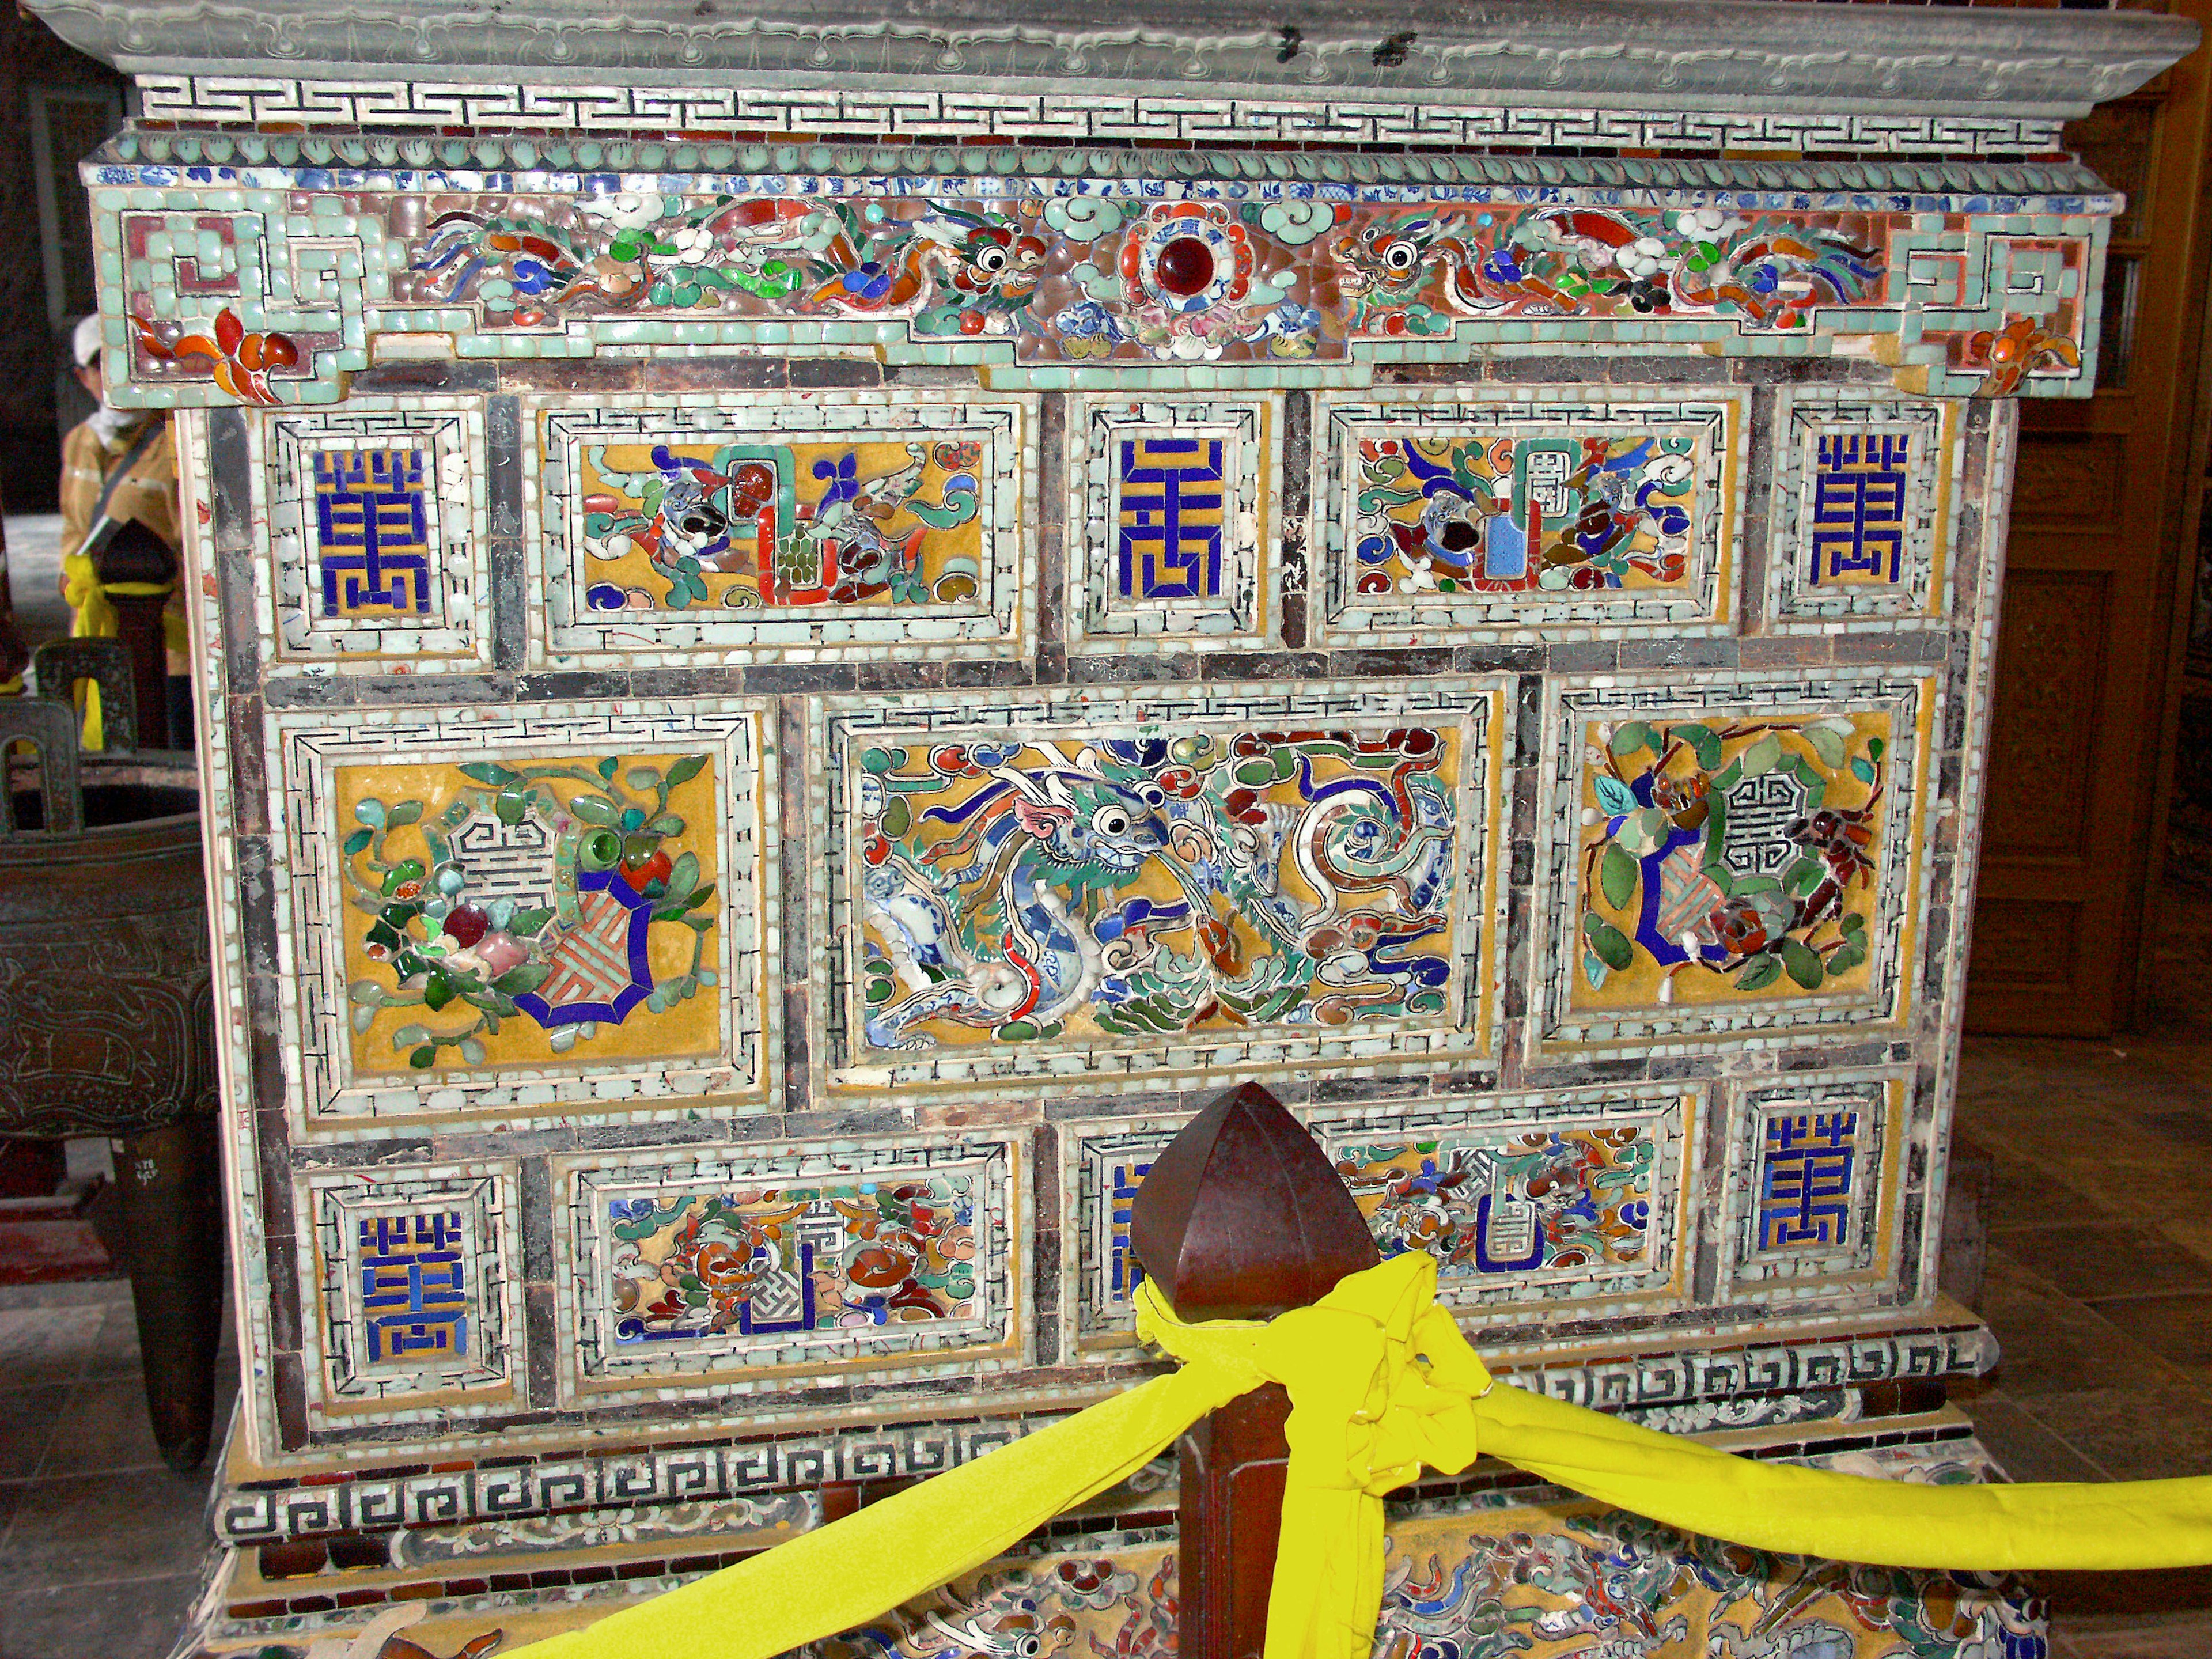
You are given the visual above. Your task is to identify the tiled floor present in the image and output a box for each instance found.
[1,1027,2207,1657]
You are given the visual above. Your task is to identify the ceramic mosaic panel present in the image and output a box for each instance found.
[300,1162,522,1421]
[1063,1116,1182,1352]
[532,393,1036,664]
[86,160,2113,405]
[552,1135,1022,1403]
[1066,395,1279,650]
[1314,1086,1698,1324]
[269,699,775,1126]
[1533,671,1936,1056]
[260,405,488,671]
[1722,1071,1906,1301]
[1314,389,1743,643]
[1767,391,1961,629]
[812,679,1506,1094]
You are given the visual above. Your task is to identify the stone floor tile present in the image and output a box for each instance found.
[1955,1386,2109,1482]
[0,1468,216,1587]
[1976,1255,2185,1401]
[2073,1293,2212,1375]
[2010,1386,2212,1484]
[1997,1225,2212,1302]
[2059,1616,2212,1657]
[0,1305,101,1391]
[39,1373,173,1477]
[0,1385,69,1482]
[0,1570,207,1659]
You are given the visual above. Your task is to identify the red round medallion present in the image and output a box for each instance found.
[1154,236,1216,297]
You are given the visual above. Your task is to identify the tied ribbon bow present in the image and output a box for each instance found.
[511,1256,2212,1659]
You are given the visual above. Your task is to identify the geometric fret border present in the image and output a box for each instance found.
[529,391,1037,666]
[550,1133,1027,1408]
[1312,387,1745,645]
[266,697,777,1129]
[1721,1070,1908,1302]
[299,1162,522,1421]
[1531,669,1938,1059]
[1067,395,1279,652]
[1062,1113,1184,1354]
[259,401,489,672]
[1766,390,1960,631]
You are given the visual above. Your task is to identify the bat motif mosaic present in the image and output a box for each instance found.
[1766,391,1960,628]
[555,1137,1021,1400]
[261,406,488,670]
[302,1164,522,1421]
[1067,396,1278,650]
[271,701,775,1123]
[1315,392,1741,642]
[1723,1073,1904,1301]
[1536,673,1934,1055]
[87,160,2112,404]
[535,395,1033,662]
[814,681,1505,1093]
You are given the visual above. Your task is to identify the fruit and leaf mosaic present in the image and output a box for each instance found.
[389,191,1926,366]
[1338,1125,1659,1283]
[607,1172,979,1343]
[851,724,1465,1053]
[1574,715,1888,1010]
[1352,429,1700,599]
[575,434,984,613]
[800,1501,2043,1659]
[339,752,721,1072]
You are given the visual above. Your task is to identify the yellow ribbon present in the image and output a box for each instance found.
[60,553,177,750]
[511,1253,2212,1659]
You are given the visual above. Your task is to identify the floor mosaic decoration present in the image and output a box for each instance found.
[28,0,2184,1646]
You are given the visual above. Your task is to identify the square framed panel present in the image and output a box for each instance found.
[1067,395,1280,650]
[552,1134,1025,1406]
[1062,1114,1187,1354]
[268,698,777,1127]
[1766,389,1960,629]
[531,391,1036,665]
[259,403,488,671]
[810,678,1508,1095]
[1313,387,1744,644]
[299,1161,523,1422]
[1720,1071,1908,1302]
[1532,671,1937,1058]
[1312,1086,1699,1326]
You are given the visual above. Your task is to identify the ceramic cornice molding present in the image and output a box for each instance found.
[25,0,2200,123]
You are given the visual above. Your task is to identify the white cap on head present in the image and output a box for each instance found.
[72,313,104,369]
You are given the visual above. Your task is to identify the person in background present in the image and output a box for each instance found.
[59,312,190,749]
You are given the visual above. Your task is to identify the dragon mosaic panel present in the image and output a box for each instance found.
[1067,395,1278,650]
[259,404,488,671]
[1766,390,1961,629]
[533,393,1035,664]
[270,699,776,1126]
[1722,1072,1907,1303]
[89,160,2110,404]
[1534,672,1936,1057]
[552,1136,1022,1403]
[812,680,1505,1094]
[1315,389,1744,642]
[301,1164,522,1424]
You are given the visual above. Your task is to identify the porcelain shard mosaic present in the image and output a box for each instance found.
[814,681,1505,1092]
[1315,391,1743,642]
[302,1164,523,1421]
[1724,1072,1906,1300]
[271,700,775,1123]
[1767,390,1961,628]
[1067,395,1279,650]
[1535,672,1935,1055]
[555,1137,1020,1400]
[534,393,1035,662]
[260,406,488,670]
[89,165,2112,403]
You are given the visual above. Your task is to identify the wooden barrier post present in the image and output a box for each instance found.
[1128,1083,1379,1659]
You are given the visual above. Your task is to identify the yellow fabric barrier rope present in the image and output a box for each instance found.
[513,1252,2212,1659]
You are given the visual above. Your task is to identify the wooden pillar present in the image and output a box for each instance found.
[1128,1083,1378,1659]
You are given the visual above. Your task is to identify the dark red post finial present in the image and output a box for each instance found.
[1129,1082,1379,1659]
